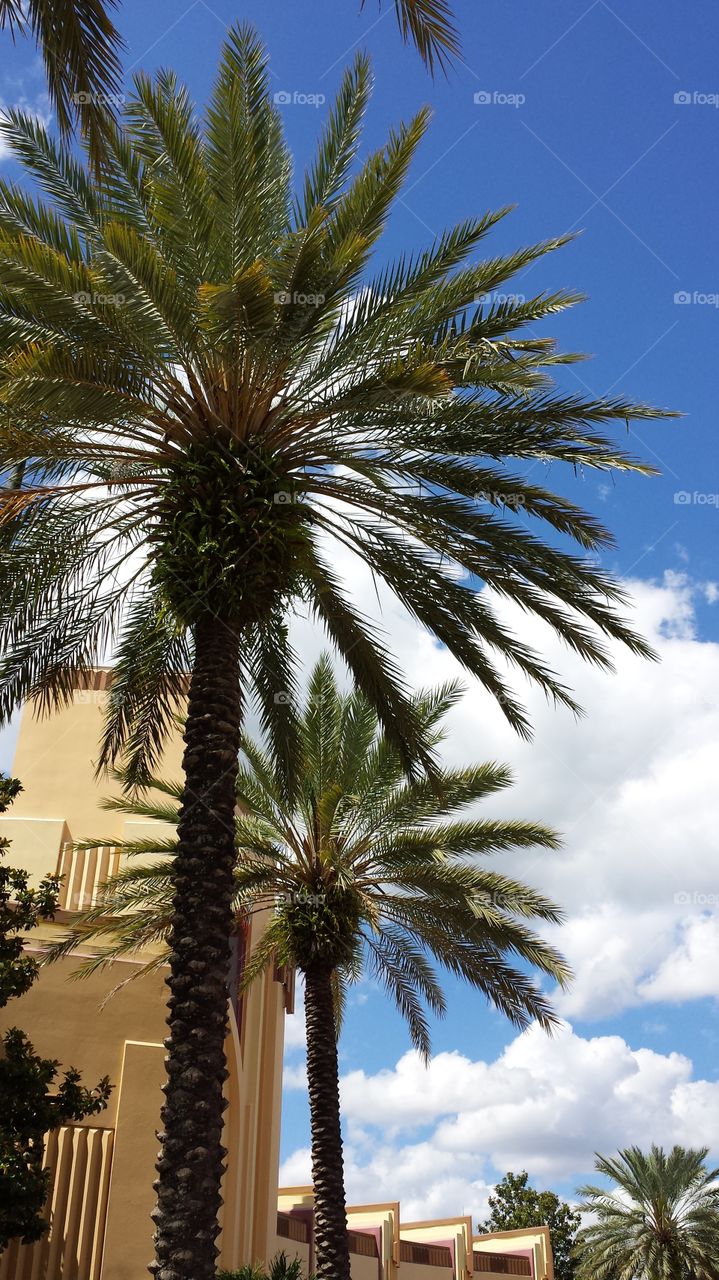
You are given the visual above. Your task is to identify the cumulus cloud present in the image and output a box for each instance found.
[281,1023,719,1218]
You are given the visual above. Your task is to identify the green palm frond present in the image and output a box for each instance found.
[55,660,572,1055]
[0,0,124,172]
[367,0,461,73]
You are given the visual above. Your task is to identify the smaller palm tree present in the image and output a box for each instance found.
[575,1145,719,1280]
[52,659,570,1280]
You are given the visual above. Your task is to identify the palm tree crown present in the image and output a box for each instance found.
[57,658,571,1050]
[0,26,667,784]
[575,1145,719,1280]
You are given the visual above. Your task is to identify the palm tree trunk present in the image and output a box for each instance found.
[303,961,351,1280]
[150,616,242,1280]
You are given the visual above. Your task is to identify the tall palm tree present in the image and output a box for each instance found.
[0,28,670,1279]
[52,660,571,1280]
[575,1145,719,1280]
[0,0,124,171]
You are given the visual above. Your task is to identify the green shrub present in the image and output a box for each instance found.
[219,1252,311,1280]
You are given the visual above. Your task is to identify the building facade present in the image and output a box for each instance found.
[0,678,553,1280]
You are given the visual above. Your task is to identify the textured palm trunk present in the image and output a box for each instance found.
[150,616,242,1280]
[303,961,351,1280]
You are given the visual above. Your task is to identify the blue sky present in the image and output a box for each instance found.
[1,0,718,1220]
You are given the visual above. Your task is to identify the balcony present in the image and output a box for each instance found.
[473,1253,532,1276]
[56,844,122,913]
[400,1241,454,1268]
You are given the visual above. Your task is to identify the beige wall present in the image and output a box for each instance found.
[1,685,288,1280]
[0,956,168,1129]
[9,685,184,841]
[400,1264,452,1280]
[350,1250,380,1280]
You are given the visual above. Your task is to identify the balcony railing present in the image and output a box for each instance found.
[56,845,122,912]
[276,1212,309,1244]
[400,1241,453,1268]
[347,1230,378,1258]
[473,1252,532,1276]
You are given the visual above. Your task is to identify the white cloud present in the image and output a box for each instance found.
[281,1023,719,1219]
[288,561,719,1020]
[0,55,53,161]
[638,914,719,1003]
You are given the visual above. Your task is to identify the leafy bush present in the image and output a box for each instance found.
[219,1252,311,1280]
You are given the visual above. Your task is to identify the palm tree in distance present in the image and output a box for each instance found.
[0,28,671,1280]
[575,1145,719,1280]
[52,659,571,1280]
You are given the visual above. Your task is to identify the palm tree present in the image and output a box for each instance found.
[0,0,124,171]
[0,27,670,1279]
[52,660,571,1280]
[575,1145,719,1280]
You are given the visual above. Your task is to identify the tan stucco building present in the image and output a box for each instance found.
[0,677,553,1280]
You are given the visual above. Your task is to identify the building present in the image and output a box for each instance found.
[0,676,554,1280]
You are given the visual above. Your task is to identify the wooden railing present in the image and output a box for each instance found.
[276,1214,378,1259]
[348,1230,378,1258]
[277,1212,310,1243]
[56,844,122,912]
[473,1252,532,1276]
[400,1240,453,1268]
